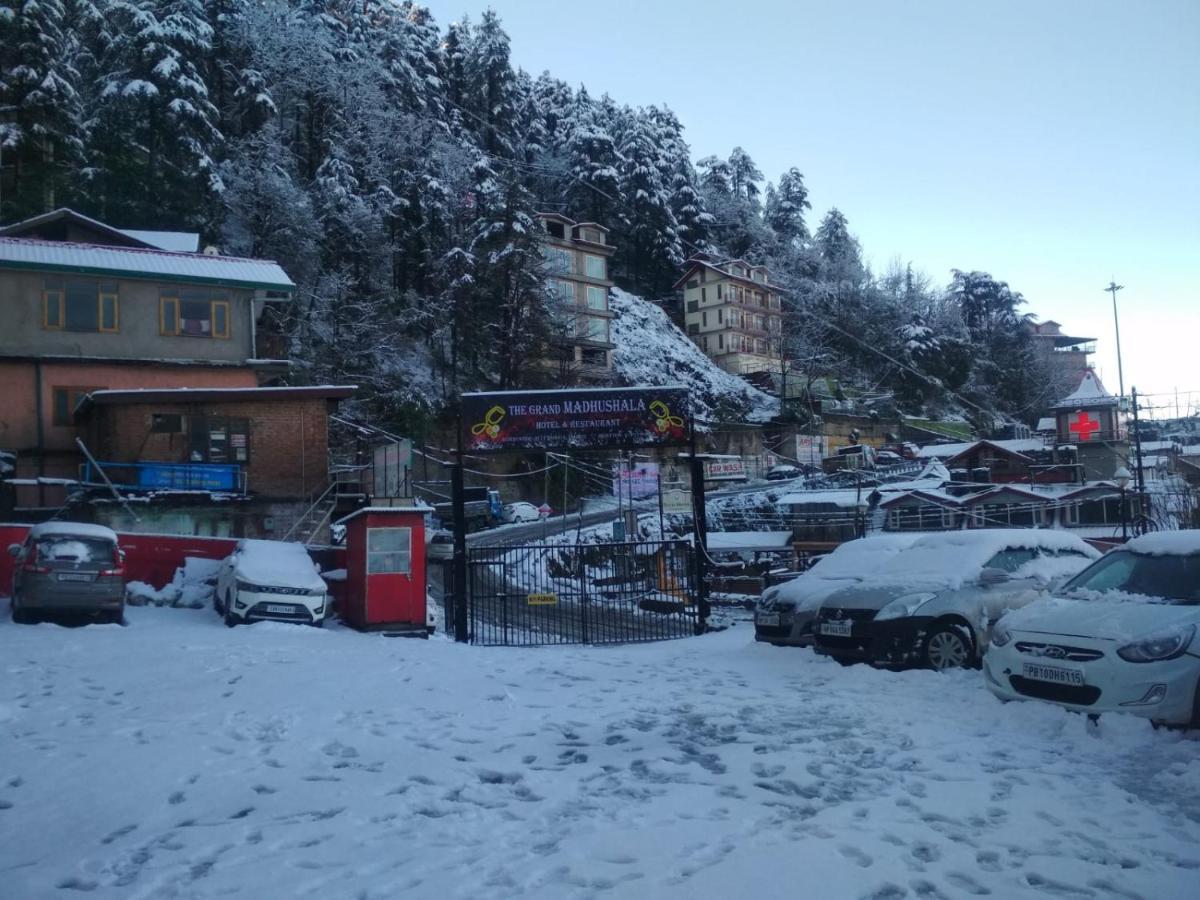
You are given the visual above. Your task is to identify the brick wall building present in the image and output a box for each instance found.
[77,386,354,500]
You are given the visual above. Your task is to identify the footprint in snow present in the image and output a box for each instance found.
[839,845,873,868]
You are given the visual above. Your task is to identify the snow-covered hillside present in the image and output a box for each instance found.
[609,288,779,424]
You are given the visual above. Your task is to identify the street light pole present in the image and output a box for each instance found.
[1104,281,1126,404]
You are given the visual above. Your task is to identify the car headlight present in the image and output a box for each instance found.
[1116,624,1196,663]
[990,620,1013,647]
[875,592,937,621]
[236,579,265,593]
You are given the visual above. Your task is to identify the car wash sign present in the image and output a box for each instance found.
[462,386,690,452]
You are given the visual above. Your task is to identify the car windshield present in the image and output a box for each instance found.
[1061,551,1200,605]
[35,536,112,563]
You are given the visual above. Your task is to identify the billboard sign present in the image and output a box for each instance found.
[613,462,660,500]
[703,457,746,482]
[462,387,689,452]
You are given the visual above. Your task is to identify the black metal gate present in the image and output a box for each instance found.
[463,539,699,646]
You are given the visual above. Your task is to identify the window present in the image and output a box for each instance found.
[716,283,723,300]
[580,347,608,366]
[583,317,608,342]
[581,228,602,243]
[189,416,250,463]
[43,279,120,332]
[160,290,231,338]
[151,413,184,434]
[717,308,723,324]
[686,279,700,290]
[51,386,99,426]
[701,287,707,302]
[701,311,708,326]
[729,334,742,352]
[1077,496,1122,525]
[550,279,576,303]
[542,245,572,274]
[366,527,412,575]
[888,505,954,531]
[718,333,724,349]
[986,548,1040,571]
[544,221,566,239]
[686,300,699,313]
[585,285,607,310]
[702,336,709,350]
[584,254,606,279]
[755,315,767,331]
[687,323,699,336]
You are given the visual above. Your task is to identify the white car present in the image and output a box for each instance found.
[985,532,1200,727]
[215,539,330,627]
[502,502,541,524]
[755,534,923,645]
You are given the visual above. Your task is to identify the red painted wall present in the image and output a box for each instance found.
[1,523,346,597]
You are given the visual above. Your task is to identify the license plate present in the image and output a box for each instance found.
[265,604,294,614]
[757,613,780,626]
[57,572,94,583]
[1022,663,1084,686]
[821,619,853,637]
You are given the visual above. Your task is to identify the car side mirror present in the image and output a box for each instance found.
[7,543,21,558]
[118,549,127,563]
[979,567,1010,587]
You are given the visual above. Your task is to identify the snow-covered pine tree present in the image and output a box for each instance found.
[764,167,811,247]
[86,0,223,228]
[562,88,624,225]
[0,0,89,218]
[615,108,682,298]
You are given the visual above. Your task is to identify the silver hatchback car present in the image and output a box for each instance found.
[8,522,126,624]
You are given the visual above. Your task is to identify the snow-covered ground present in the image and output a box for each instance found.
[2,606,1198,899]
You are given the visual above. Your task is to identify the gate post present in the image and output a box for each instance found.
[452,421,469,643]
[688,425,710,634]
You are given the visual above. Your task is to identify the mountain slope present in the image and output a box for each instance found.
[608,288,779,425]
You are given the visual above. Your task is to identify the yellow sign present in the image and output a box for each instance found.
[527,593,558,606]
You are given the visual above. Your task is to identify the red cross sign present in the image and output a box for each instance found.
[1069,411,1102,441]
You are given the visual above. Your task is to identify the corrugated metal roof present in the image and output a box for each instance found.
[0,237,294,291]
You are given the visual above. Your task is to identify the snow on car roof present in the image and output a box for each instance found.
[866,529,1097,589]
[777,490,863,508]
[234,539,325,589]
[771,534,924,606]
[1124,531,1200,556]
[28,521,119,542]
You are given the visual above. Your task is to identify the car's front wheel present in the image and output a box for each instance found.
[923,623,974,670]
[223,593,239,628]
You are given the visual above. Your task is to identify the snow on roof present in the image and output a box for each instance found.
[0,237,294,291]
[1052,369,1118,409]
[704,531,793,552]
[234,539,326,589]
[117,229,201,253]
[1124,531,1200,556]
[334,505,432,527]
[777,490,864,508]
[1036,417,1056,432]
[916,438,1047,460]
[81,385,355,408]
[28,521,119,541]
[865,529,1097,589]
[1138,441,1178,454]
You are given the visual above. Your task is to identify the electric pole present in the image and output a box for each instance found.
[1104,281,1126,403]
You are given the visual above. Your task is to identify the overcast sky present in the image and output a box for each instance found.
[422,0,1200,416]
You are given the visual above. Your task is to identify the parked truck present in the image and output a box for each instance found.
[429,486,503,532]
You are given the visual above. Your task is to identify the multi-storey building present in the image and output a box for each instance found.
[1030,320,1096,398]
[675,256,784,375]
[0,208,296,511]
[536,213,616,377]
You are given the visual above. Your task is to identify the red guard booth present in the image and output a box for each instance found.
[336,507,427,633]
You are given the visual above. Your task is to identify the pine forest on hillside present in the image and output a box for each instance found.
[0,1,1061,435]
